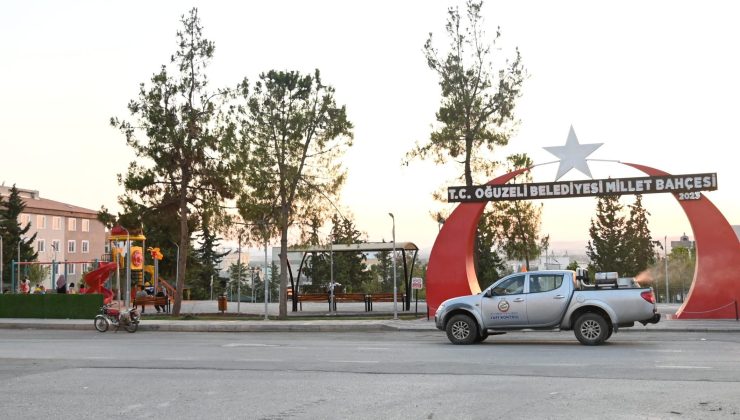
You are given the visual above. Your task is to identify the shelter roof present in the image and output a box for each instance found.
[287,242,418,253]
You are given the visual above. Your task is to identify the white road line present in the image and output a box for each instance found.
[222,343,279,347]
[330,360,380,364]
[655,365,712,369]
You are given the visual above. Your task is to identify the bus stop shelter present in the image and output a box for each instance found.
[282,242,419,312]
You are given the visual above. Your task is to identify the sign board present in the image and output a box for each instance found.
[448,173,718,203]
[411,277,424,290]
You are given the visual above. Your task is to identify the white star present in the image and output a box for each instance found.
[543,126,603,180]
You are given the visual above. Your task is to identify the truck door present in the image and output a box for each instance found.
[525,273,569,327]
[482,274,528,328]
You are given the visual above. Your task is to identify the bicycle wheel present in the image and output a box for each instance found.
[94,315,109,332]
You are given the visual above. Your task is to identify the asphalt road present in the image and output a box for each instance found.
[1,329,739,419]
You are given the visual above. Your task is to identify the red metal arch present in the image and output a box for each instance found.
[426,164,740,319]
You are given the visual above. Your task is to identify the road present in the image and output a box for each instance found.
[1,329,739,419]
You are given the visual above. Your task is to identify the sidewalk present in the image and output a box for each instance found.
[0,302,738,333]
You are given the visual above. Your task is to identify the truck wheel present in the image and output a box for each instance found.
[574,313,609,345]
[446,314,479,345]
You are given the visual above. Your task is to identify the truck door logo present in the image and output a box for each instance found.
[498,300,510,312]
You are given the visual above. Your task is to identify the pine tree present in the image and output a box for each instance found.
[329,215,372,293]
[586,194,627,274]
[192,213,230,299]
[0,185,38,285]
[623,195,658,276]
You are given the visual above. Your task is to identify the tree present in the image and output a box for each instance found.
[328,214,372,293]
[227,260,250,300]
[586,195,627,274]
[408,0,525,186]
[622,195,659,276]
[489,154,543,271]
[370,243,393,290]
[0,185,38,287]
[407,1,525,284]
[235,69,353,319]
[191,212,230,299]
[111,8,235,315]
[475,210,507,288]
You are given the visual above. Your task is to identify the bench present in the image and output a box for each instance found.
[332,293,370,311]
[295,293,331,311]
[294,293,370,311]
[367,293,406,311]
[133,296,170,313]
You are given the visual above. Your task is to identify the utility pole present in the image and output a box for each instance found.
[664,235,669,303]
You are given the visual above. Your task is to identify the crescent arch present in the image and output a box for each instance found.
[426,163,740,319]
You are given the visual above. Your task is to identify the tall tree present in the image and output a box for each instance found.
[192,212,230,299]
[328,214,372,293]
[235,69,353,319]
[407,1,525,283]
[586,195,627,274]
[0,185,38,287]
[111,8,234,315]
[622,195,659,276]
[489,154,542,271]
[408,0,525,186]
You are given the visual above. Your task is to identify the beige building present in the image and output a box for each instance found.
[1,186,106,289]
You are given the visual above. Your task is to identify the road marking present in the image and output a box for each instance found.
[222,343,279,348]
[655,365,712,369]
[330,360,380,364]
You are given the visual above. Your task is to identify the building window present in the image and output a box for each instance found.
[68,218,77,231]
[37,215,47,229]
[82,240,89,253]
[67,264,76,275]
[104,242,110,254]
[21,214,31,227]
[51,240,60,253]
[68,240,76,253]
[37,239,45,253]
[82,219,90,232]
[52,217,62,230]
[82,263,91,273]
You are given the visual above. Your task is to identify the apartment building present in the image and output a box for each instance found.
[1,186,106,288]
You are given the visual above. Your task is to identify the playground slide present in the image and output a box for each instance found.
[82,262,118,304]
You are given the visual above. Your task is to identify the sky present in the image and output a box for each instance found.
[2,0,739,260]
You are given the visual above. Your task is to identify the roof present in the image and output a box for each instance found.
[287,241,419,253]
[1,186,98,218]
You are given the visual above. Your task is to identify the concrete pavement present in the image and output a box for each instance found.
[0,302,738,333]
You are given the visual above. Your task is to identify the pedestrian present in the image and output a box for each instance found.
[136,285,148,313]
[68,282,76,294]
[56,274,67,294]
[155,285,167,313]
[19,277,30,294]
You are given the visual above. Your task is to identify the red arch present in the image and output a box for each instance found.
[426,164,740,319]
[623,163,740,319]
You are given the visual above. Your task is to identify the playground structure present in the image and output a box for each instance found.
[8,226,177,309]
[96,226,176,306]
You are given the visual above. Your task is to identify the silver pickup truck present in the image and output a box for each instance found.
[435,269,661,345]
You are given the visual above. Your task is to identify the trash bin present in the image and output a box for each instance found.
[218,295,227,313]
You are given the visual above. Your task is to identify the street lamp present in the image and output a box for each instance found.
[389,213,398,320]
